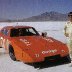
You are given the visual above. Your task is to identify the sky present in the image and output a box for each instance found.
[0,0,72,19]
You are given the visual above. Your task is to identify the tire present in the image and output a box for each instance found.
[63,54,71,63]
[9,45,16,61]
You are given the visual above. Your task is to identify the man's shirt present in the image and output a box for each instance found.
[64,21,72,40]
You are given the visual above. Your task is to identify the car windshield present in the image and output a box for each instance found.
[10,27,39,37]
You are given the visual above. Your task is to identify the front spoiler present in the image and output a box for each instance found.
[30,54,71,64]
[25,54,71,68]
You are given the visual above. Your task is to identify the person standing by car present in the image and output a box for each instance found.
[64,12,72,60]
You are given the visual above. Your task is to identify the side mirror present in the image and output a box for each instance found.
[42,32,47,37]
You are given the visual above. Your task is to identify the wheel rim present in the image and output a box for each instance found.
[9,52,14,57]
[9,52,16,60]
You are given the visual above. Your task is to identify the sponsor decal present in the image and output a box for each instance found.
[35,54,39,57]
[42,49,57,54]
[20,39,31,46]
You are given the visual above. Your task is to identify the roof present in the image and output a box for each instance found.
[2,25,32,30]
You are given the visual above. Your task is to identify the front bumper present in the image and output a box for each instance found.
[28,54,71,68]
[32,54,70,64]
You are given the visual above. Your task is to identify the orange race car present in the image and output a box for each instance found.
[0,26,71,64]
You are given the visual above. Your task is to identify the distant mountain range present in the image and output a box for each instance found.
[0,11,68,22]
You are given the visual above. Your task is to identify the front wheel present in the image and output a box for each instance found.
[62,54,71,63]
[9,45,16,61]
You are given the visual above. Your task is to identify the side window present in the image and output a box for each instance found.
[1,29,9,36]
[28,28,36,34]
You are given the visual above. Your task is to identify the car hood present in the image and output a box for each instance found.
[10,36,66,56]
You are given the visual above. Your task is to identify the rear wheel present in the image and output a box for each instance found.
[9,45,16,61]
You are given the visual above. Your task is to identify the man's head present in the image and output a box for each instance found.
[68,12,72,22]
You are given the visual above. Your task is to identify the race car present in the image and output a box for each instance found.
[0,26,71,64]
